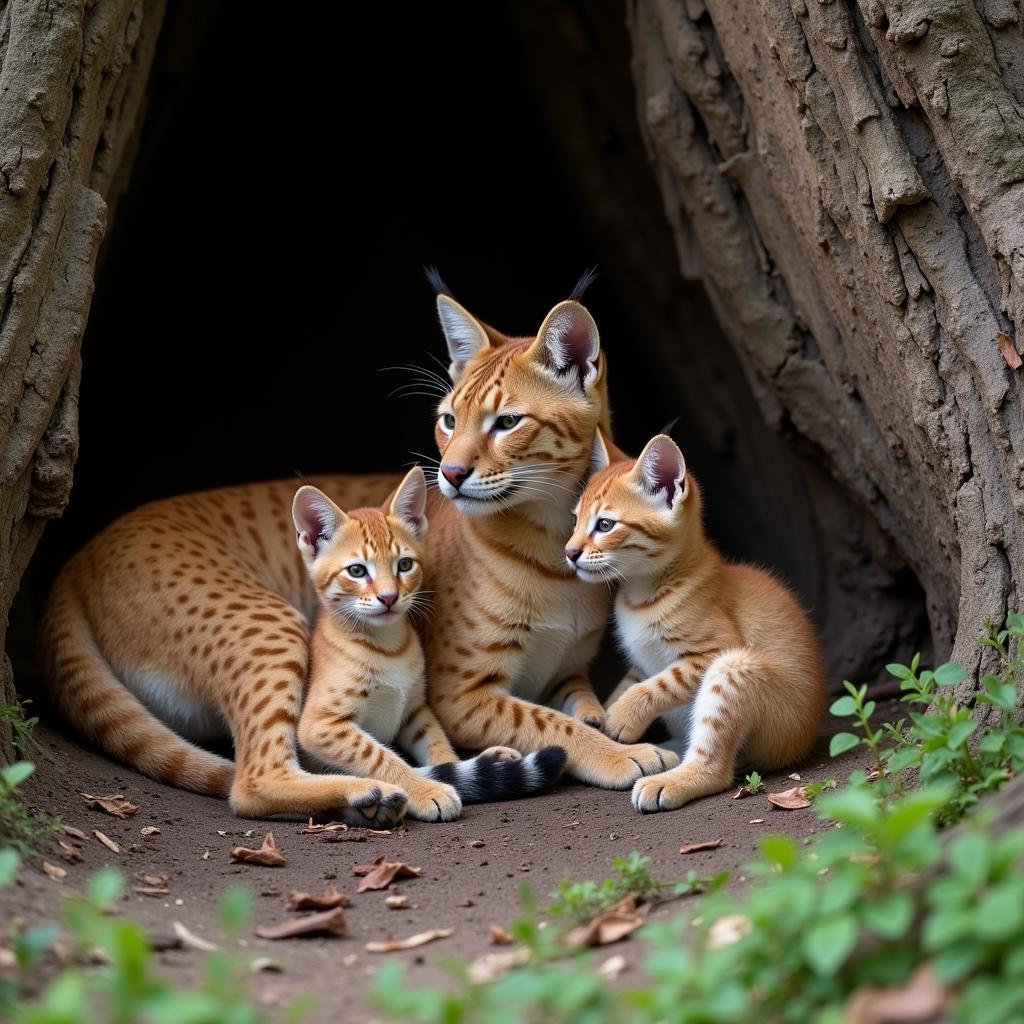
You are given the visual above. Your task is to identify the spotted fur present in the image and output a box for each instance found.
[566,432,828,812]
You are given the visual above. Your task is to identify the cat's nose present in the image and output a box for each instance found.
[377,593,398,608]
[565,547,583,564]
[440,464,470,490]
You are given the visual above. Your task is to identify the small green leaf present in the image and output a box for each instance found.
[829,732,861,757]
[829,696,857,717]
[979,732,1006,754]
[948,832,989,888]
[934,663,967,687]
[817,788,879,831]
[947,721,977,750]
[759,834,797,871]
[0,761,34,790]
[861,891,914,938]
[887,747,921,774]
[0,848,19,887]
[802,916,858,976]
[886,664,914,680]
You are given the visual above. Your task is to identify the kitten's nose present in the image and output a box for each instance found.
[565,547,583,564]
[440,464,469,490]
[377,593,398,609]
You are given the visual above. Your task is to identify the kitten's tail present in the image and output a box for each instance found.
[418,747,567,803]
[38,568,235,797]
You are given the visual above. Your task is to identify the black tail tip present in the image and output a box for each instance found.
[424,265,452,297]
[535,745,568,780]
[570,266,599,302]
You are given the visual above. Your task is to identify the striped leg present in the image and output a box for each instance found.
[604,654,710,743]
[548,670,606,729]
[631,649,759,813]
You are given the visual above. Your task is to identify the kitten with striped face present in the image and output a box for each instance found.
[294,468,566,821]
[566,432,827,813]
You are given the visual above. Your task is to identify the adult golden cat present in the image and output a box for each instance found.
[38,278,674,821]
[566,432,826,812]
[294,469,566,821]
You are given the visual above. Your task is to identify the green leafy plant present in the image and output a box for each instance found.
[0,700,40,754]
[743,770,763,793]
[0,761,58,855]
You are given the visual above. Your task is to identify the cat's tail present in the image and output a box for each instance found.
[38,568,235,797]
[418,747,567,803]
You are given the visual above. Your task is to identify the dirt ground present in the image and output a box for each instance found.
[3,717,882,1022]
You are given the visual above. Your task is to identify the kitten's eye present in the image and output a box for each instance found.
[397,556,414,573]
[441,413,456,430]
[495,413,522,431]
[346,564,368,578]
[595,518,616,533]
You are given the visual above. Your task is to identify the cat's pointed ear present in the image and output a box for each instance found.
[631,435,688,510]
[591,427,611,474]
[528,300,601,393]
[388,467,428,536]
[292,486,347,560]
[436,294,491,380]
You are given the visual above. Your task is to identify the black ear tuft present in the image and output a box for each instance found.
[424,265,453,297]
[570,266,599,301]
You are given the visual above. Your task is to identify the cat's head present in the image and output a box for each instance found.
[566,432,700,583]
[429,277,611,519]
[292,467,428,627]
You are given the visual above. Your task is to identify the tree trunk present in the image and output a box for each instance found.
[626,0,1024,694]
[0,0,164,763]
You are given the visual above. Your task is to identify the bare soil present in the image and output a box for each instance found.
[3,719,882,1021]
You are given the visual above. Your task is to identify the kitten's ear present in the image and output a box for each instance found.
[388,467,428,536]
[436,294,491,380]
[528,300,601,393]
[591,427,611,474]
[292,486,346,560]
[631,435,688,510]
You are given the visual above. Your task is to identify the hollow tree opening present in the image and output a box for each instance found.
[6,0,969,764]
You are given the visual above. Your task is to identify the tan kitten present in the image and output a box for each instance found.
[294,468,566,821]
[566,432,827,812]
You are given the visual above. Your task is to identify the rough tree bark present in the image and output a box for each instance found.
[625,0,1024,697]
[0,0,164,763]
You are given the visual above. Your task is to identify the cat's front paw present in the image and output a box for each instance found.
[479,746,522,762]
[406,780,462,822]
[604,693,650,744]
[341,781,409,828]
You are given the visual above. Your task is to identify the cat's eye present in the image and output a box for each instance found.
[595,518,616,533]
[397,556,414,573]
[346,564,368,578]
[495,413,522,431]
[441,412,456,430]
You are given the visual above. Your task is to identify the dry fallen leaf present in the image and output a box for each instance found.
[489,923,514,945]
[457,898,476,908]
[597,954,628,980]
[707,914,751,950]
[134,886,169,897]
[57,839,83,864]
[134,871,169,888]
[680,839,723,854]
[255,907,348,940]
[749,818,765,824]
[62,825,88,841]
[140,826,161,837]
[250,957,285,974]
[93,830,121,854]
[467,947,531,983]
[468,839,485,848]
[565,898,648,948]
[788,772,802,781]
[302,820,348,834]
[202,850,211,860]
[80,793,139,819]
[385,895,409,910]
[766,786,810,810]
[230,833,286,867]
[845,964,951,1024]
[353,855,423,892]
[173,921,220,952]
[998,331,1022,370]
[41,860,67,881]
[287,885,349,911]
[365,928,453,953]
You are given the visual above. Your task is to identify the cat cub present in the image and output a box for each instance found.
[565,433,827,813]
[294,467,566,821]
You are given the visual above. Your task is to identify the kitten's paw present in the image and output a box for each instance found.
[577,743,678,789]
[341,782,409,828]
[407,781,462,822]
[604,699,648,744]
[578,709,606,731]
[631,766,729,813]
[479,746,522,762]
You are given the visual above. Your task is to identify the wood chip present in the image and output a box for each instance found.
[62,825,88,841]
[788,772,802,781]
[172,921,219,952]
[229,833,286,867]
[134,871,169,888]
[41,860,67,881]
[597,954,628,980]
[250,957,285,973]
[680,839,723,854]
[749,818,765,824]
[140,826,161,837]
[766,786,810,810]
[468,839,485,848]
[457,899,476,908]
[467,947,531,983]
[998,331,1022,370]
[365,928,453,953]
[287,885,349,911]
[80,793,139,819]
[385,895,409,909]
[57,839,83,864]
[353,856,423,892]
[134,886,170,897]
[255,907,348,940]
[93,830,121,854]
[302,820,348,834]
[732,786,753,799]
[489,923,514,945]
[707,914,751,949]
